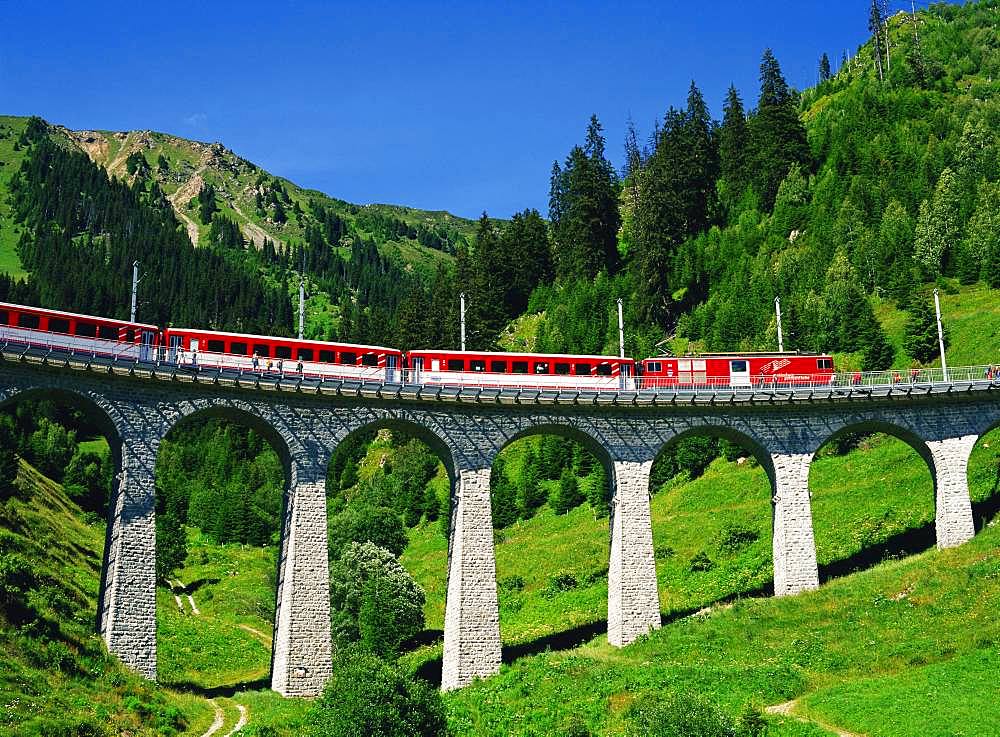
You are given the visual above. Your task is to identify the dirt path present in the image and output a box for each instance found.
[199,699,225,737]
[223,704,248,736]
[766,699,866,737]
[237,623,272,647]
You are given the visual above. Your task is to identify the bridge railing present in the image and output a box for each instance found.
[0,324,997,394]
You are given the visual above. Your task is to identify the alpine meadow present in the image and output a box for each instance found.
[1,2,1000,736]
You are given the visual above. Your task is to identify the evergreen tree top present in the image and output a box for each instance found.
[759,48,792,108]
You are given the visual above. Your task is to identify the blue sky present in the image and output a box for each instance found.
[0,1,945,219]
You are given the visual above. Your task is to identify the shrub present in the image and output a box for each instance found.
[329,542,425,654]
[689,550,714,572]
[624,691,738,737]
[542,571,578,598]
[329,504,407,560]
[498,574,525,592]
[715,524,760,554]
[305,648,448,737]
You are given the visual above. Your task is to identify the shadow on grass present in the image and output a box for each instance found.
[412,491,1000,685]
[165,677,271,698]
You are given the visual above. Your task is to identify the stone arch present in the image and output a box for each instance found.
[813,418,936,480]
[0,385,138,642]
[331,415,459,487]
[161,401,296,488]
[650,423,777,489]
[495,420,615,485]
[967,417,1000,532]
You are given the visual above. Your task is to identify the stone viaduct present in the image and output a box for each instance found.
[0,352,997,696]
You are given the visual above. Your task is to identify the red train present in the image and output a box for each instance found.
[639,352,836,388]
[0,301,836,390]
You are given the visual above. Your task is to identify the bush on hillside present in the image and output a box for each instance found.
[624,691,764,737]
[305,647,447,737]
[328,503,407,559]
[329,541,425,654]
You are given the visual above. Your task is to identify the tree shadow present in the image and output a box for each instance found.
[411,489,1000,686]
[164,677,271,698]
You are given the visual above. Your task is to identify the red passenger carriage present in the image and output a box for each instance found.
[406,349,636,390]
[0,301,161,361]
[163,326,402,382]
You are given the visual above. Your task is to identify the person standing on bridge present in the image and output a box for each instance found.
[252,352,260,372]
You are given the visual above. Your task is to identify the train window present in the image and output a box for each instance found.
[230,342,248,355]
[123,328,135,342]
[48,318,70,334]
[817,358,833,370]
[98,326,117,340]
[75,322,97,337]
[595,363,612,376]
[533,362,549,374]
[207,340,225,353]
[490,360,507,373]
[17,313,40,329]
[730,360,748,372]
[275,346,292,360]
[297,348,314,361]
[470,360,486,372]
[253,344,270,358]
[0,310,7,325]
[574,363,591,375]
[447,359,465,371]
[339,351,356,365]
[554,363,570,375]
[512,361,528,374]
[319,350,335,363]
[647,361,662,373]
[361,353,378,366]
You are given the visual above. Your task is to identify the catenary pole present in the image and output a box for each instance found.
[933,288,948,382]
[616,298,625,359]
[775,296,784,352]
[460,292,466,351]
[130,260,140,322]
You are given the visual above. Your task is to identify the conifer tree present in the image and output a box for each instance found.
[748,49,810,211]
[904,298,948,364]
[719,85,750,205]
[552,467,583,515]
[549,116,620,281]
[862,324,895,371]
[819,53,832,82]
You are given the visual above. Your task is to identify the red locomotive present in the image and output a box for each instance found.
[0,301,838,390]
[407,349,635,390]
[638,352,835,388]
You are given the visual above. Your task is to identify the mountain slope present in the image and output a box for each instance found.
[0,459,213,736]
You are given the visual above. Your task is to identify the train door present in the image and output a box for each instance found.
[386,354,398,383]
[168,334,182,363]
[411,356,423,384]
[729,359,750,387]
[140,330,155,362]
[619,363,632,391]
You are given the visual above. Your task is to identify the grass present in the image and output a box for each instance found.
[800,648,1000,736]
[443,520,1000,736]
[0,115,29,277]
[0,460,215,736]
[157,529,277,690]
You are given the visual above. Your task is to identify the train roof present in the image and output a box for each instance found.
[0,301,159,330]
[166,326,400,353]
[407,349,633,362]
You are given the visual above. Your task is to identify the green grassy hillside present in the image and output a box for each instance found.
[0,460,213,737]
